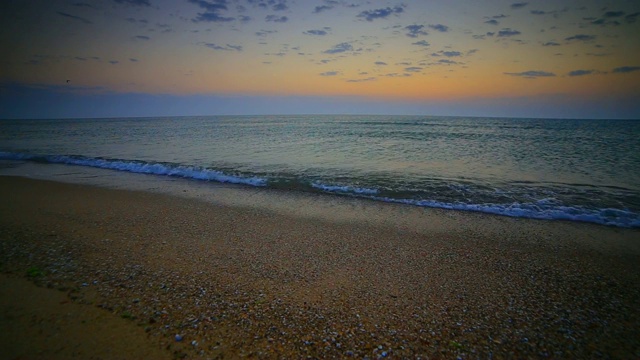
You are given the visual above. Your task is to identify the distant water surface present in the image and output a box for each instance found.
[1,115,639,227]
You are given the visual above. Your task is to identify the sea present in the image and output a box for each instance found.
[1,115,639,228]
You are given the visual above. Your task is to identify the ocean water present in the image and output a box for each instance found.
[1,115,639,228]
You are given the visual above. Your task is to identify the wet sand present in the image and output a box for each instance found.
[0,176,639,359]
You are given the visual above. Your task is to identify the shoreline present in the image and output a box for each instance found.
[1,175,639,358]
[1,158,637,230]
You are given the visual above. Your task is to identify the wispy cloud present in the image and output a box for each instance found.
[304,29,328,36]
[346,77,376,83]
[612,66,640,73]
[542,41,560,46]
[133,35,150,40]
[484,19,499,25]
[313,5,332,13]
[202,42,243,51]
[405,25,427,38]
[385,73,411,77]
[411,40,430,47]
[375,61,387,66]
[567,69,595,76]
[428,24,449,32]
[271,0,288,11]
[498,28,521,37]
[565,34,596,42]
[433,51,462,57]
[57,12,92,24]
[604,11,625,18]
[405,66,422,72]
[357,6,404,21]
[504,70,556,78]
[189,0,235,22]
[255,29,277,37]
[266,15,288,22]
[510,2,528,9]
[319,71,339,76]
[324,42,353,54]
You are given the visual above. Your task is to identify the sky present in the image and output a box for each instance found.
[1,0,639,119]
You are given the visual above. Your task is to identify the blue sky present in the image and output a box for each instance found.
[1,0,639,118]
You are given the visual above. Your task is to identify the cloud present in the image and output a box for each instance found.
[405,24,427,38]
[530,10,546,15]
[612,66,640,73]
[313,5,333,13]
[313,0,340,14]
[627,12,639,23]
[129,58,139,62]
[109,60,119,65]
[323,42,353,54]
[510,2,528,9]
[374,61,387,65]
[441,51,461,57]
[437,59,458,65]
[542,41,560,46]
[385,73,411,77]
[134,35,150,40]
[428,24,449,32]
[357,6,404,21]
[604,11,625,18]
[202,42,243,51]
[497,28,521,37]
[239,15,252,22]
[565,34,596,41]
[411,40,430,47]
[256,29,277,37]
[504,70,556,78]
[304,29,328,36]
[57,12,92,24]
[126,17,148,24]
[405,67,422,72]
[346,77,376,83]
[272,0,288,11]
[319,71,339,76]
[484,19,499,25]
[567,69,595,76]
[266,15,288,23]
[113,0,150,5]
[189,0,235,22]
[246,0,288,11]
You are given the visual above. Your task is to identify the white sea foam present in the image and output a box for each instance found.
[311,182,379,195]
[0,152,267,187]
[2,150,639,228]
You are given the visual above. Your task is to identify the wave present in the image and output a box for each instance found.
[0,151,267,187]
[2,151,639,228]
[308,181,640,228]
[311,182,379,195]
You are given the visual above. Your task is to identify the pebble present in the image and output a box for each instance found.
[175,334,183,342]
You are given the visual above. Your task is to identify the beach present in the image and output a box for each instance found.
[1,175,639,359]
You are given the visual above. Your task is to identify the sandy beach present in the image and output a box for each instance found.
[1,176,639,359]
